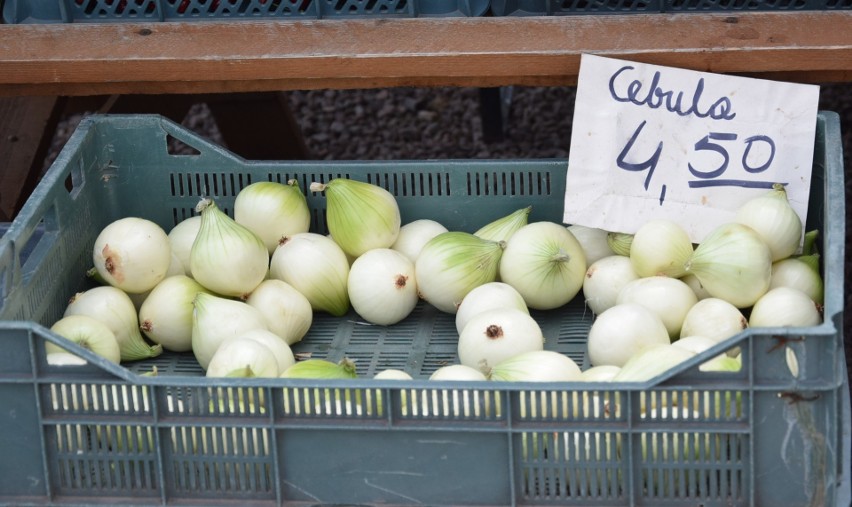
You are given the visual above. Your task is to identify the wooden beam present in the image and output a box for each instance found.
[0,12,850,96]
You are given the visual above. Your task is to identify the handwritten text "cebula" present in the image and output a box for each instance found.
[608,66,736,121]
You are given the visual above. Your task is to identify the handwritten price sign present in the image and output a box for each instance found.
[563,54,820,243]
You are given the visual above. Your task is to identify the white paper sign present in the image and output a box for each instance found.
[563,54,820,243]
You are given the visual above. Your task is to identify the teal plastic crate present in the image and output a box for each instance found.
[0,113,848,506]
[2,0,489,23]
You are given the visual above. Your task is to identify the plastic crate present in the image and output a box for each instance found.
[489,0,851,16]
[0,113,848,506]
[2,0,489,23]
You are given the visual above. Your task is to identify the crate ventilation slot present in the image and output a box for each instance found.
[467,171,552,197]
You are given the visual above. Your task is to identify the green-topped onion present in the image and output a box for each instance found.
[310,178,401,258]
[415,231,505,314]
[488,350,582,382]
[498,221,587,310]
[629,219,693,278]
[606,231,633,257]
[770,252,824,305]
[47,314,121,364]
[190,198,269,298]
[683,223,772,308]
[474,206,532,242]
[191,292,268,371]
[235,180,311,255]
[269,232,350,316]
[280,358,358,379]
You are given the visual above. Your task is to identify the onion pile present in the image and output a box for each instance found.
[45,177,821,395]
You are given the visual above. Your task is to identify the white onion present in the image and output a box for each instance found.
[139,275,210,352]
[770,254,824,305]
[679,297,748,344]
[92,217,172,294]
[455,282,529,335]
[579,365,621,382]
[391,219,448,263]
[734,184,803,261]
[46,351,89,366]
[498,221,586,310]
[65,286,162,361]
[374,369,413,380]
[269,232,349,317]
[190,199,269,298]
[245,279,313,345]
[488,350,582,382]
[206,336,280,378]
[629,219,693,278]
[680,274,712,300]
[348,248,418,326]
[48,314,121,364]
[234,180,311,255]
[457,307,544,375]
[415,231,504,314]
[310,178,400,258]
[230,328,295,374]
[429,364,487,381]
[683,223,772,308]
[616,276,697,339]
[672,335,736,371]
[168,216,202,277]
[613,344,695,382]
[748,287,822,328]
[269,232,350,316]
[567,224,615,265]
[587,303,670,367]
[582,255,639,315]
[191,292,268,370]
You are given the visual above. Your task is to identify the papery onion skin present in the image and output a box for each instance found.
[269,232,350,317]
[748,287,822,328]
[48,314,122,364]
[139,275,211,352]
[679,297,748,344]
[415,231,504,314]
[65,286,162,361]
[489,350,582,382]
[311,178,401,258]
[457,307,544,375]
[348,248,418,326]
[245,279,313,345]
[455,282,529,335]
[168,216,202,277]
[629,219,693,278]
[234,180,311,255]
[684,223,772,308]
[235,328,296,374]
[499,221,586,311]
[474,206,532,243]
[93,217,172,294]
[280,358,358,379]
[391,219,449,263]
[190,199,269,298]
[583,255,639,315]
[374,369,413,380]
[734,183,803,262]
[770,254,824,305]
[616,276,697,339]
[587,303,670,367]
[191,292,268,370]
[205,337,280,378]
[579,365,621,382]
[613,344,695,382]
[567,224,615,265]
[429,364,487,381]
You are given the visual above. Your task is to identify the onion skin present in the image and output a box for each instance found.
[391,219,448,263]
[457,307,544,375]
[498,221,586,311]
[348,248,418,326]
[587,303,670,367]
[683,223,772,308]
[748,287,822,328]
[93,217,172,294]
[455,282,529,335]
[234,180,311,255]
[734,184,803,262]
[415,231,504,314]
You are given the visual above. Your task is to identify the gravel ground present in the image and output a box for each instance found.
[46,82,852,386]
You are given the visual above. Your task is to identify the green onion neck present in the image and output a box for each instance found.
[225,365,256,378]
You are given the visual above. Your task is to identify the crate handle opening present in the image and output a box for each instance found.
[166,134,202,156]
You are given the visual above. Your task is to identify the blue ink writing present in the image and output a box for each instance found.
[608,66,736,121]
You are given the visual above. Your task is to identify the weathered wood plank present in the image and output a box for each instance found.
[0,12,849,95]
